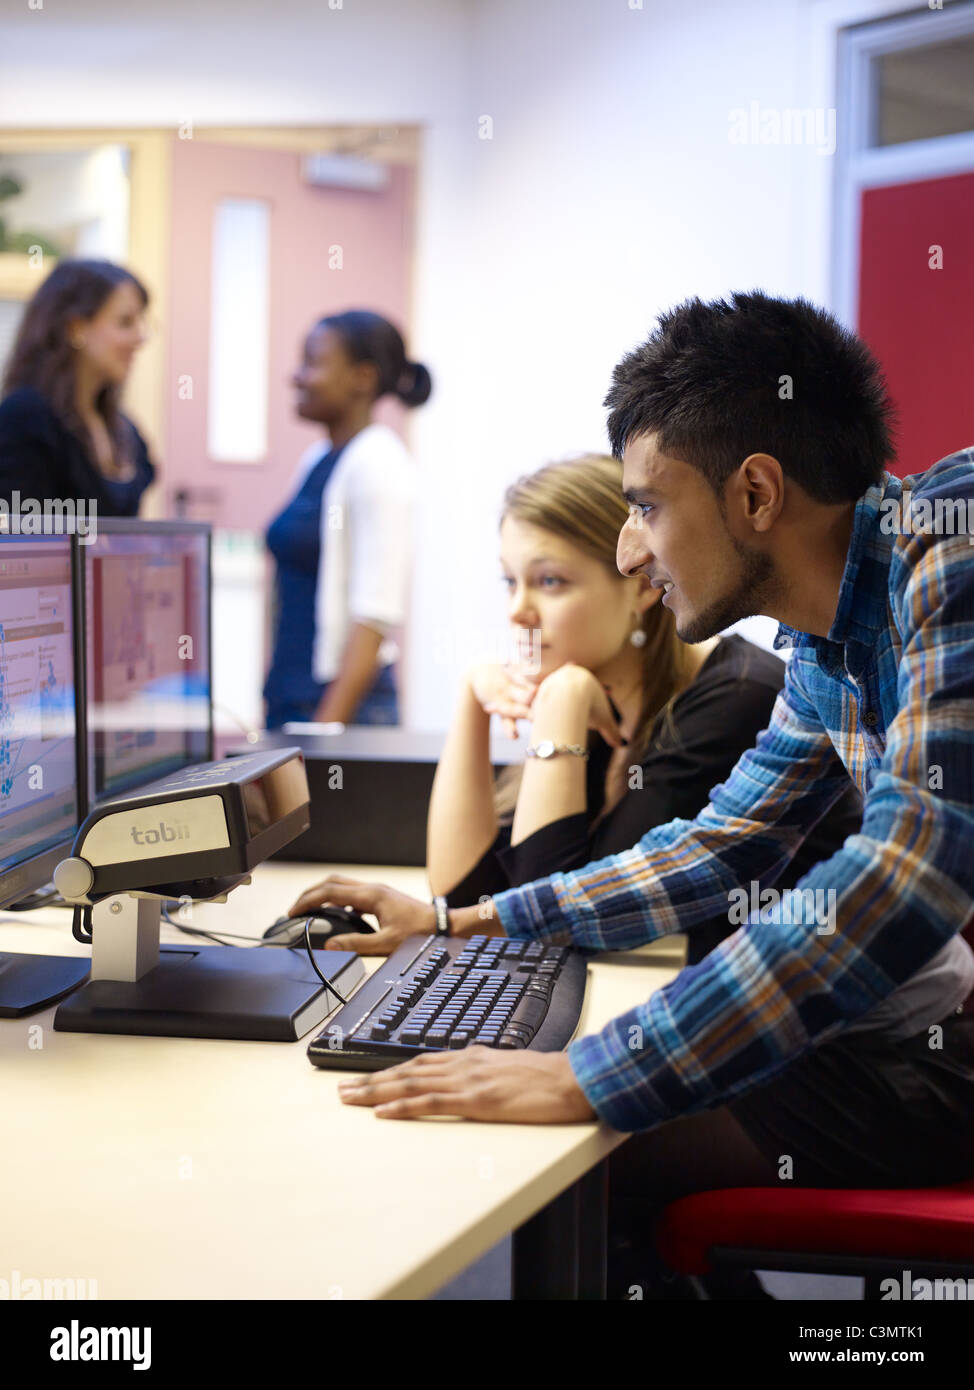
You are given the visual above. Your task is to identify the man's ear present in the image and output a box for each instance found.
[736,453,785,533]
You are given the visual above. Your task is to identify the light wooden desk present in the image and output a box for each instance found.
[0,862,680,1301]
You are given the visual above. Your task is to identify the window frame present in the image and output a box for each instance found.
[833,2,974,327]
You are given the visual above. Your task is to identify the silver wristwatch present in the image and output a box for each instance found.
[525,740,589,760]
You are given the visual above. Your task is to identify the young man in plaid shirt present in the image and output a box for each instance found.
[293,292,974,1289]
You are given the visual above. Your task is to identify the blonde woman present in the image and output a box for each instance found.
[294,455,861,958]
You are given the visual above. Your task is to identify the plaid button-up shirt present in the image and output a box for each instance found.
[492,449,974,1132]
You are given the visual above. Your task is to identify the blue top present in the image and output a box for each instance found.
[263,442,345,708]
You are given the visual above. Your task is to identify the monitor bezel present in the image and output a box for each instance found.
[76,518,214,809]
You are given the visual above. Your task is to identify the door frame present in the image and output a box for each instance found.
[832,2,974,328]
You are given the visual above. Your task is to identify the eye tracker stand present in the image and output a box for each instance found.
[51,748,364,1041]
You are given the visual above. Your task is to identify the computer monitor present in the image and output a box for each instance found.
[0,529,90,1013]
[80,520,213,806]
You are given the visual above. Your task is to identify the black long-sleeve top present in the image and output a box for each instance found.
[0,386,155,517]
[444,635,864,963]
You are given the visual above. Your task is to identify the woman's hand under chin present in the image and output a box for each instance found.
[468,658,627,748]
[468,660,542,739]
[531,663,628,749]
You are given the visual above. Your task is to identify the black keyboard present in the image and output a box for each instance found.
[307,933,586,1071]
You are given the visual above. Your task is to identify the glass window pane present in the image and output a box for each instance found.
[875,37,974,147]
[0,146,130,259]
[207,198,270,464]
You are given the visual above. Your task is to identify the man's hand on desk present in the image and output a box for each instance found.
[337,1046,597,1124]
[289,875,435,955]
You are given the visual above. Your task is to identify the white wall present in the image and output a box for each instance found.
[0,0,910,729]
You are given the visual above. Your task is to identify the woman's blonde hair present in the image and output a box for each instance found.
[494,453,698,816]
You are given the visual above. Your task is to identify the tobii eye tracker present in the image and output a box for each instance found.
[55,747,311,904]
[51,748,364,1042]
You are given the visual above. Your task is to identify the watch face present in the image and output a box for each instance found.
[536,740,556,758]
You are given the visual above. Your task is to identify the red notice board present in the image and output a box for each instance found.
[858,169,974,478]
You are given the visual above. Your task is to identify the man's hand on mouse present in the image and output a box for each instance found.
[288,875,436,955]
[337,1046,597,1125]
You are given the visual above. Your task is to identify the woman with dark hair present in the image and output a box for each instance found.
[263,309,432,729]
[0,259,155,516]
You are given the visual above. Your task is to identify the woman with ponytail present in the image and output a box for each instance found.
[264,310,432,728]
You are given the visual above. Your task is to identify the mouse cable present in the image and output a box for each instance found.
[71,905,93,944]
[160,905,279,947]
[64,905,350,1007]
[69,902,271,949]
[159,908,352,1010]
[303,917,349,1006]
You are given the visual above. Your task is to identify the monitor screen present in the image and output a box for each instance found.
[0,533,78,898]
[84,522,212,803]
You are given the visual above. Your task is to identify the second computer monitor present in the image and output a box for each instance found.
[82,520,212,805]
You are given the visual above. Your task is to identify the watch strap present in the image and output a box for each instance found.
[525,741,589,760]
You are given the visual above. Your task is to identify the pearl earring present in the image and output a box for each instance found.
[630,624,647,648]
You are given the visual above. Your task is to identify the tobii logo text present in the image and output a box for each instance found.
[130,822,190,845]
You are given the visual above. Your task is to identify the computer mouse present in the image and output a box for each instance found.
[262,907,377,949]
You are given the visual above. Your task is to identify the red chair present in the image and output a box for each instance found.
[655,1179,974,1297]
[656,917,974,1298]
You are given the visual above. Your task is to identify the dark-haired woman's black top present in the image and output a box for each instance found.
[0,386,155,517]
[444,634,864,963]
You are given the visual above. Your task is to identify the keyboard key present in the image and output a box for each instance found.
[504,1023,533,1041]
[508,995,548,1032]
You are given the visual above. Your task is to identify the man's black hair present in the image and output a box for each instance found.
[604,291,896,504]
